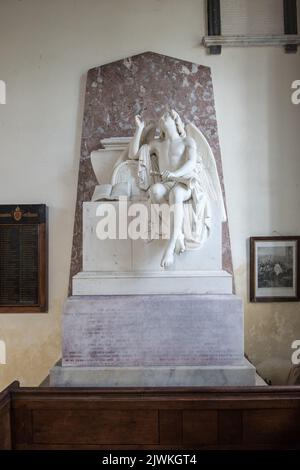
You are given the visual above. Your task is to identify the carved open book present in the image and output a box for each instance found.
[91,182,130,201]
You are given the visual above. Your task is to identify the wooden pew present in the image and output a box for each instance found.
[1,383,300,449]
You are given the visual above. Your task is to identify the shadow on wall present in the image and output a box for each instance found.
[256,357,293,385]
[256,360,300,386]
[287,364,300,384]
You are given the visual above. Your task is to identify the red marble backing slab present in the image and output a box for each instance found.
[69,52,233,291]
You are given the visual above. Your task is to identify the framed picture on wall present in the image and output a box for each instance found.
[250,236,300,302]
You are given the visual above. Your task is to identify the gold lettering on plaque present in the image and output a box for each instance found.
[23,212,38,218]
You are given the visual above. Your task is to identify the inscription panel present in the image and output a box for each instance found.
[63,295,244,366]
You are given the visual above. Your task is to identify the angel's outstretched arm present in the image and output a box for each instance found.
[129,115,144,160]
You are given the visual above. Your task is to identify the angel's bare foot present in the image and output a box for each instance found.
[175,233,185,254]
[161,247,175,268]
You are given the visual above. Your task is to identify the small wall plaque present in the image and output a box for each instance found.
[0,204,48,313]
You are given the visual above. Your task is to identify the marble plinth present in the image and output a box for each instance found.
[62,294,244,367]
[83,201,222,272]
[50,359,256,387]
[73,270,232,295]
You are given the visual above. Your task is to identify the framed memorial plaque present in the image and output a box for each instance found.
[0,204,48,313]
[250,236,300,302]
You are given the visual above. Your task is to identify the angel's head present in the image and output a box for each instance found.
[159,110,186,140]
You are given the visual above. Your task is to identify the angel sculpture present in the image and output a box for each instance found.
[128,110,226,268]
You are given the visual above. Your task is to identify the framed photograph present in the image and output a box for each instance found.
[250,236,300,302]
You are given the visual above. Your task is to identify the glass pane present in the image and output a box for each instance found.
[221,0,284,36]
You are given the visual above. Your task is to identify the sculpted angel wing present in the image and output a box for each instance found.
[186,122,227,222]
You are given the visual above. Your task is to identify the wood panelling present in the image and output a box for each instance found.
[0,400,11,449]
[159,410,182,447]
[32,409,158,446]
[218,410,243,446]
[0,381,18,450]
[1,384,300,449]
[182,411,218,446]
[243,409,300,445]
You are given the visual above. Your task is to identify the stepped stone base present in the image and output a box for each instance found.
[50,359,256,387]
[73,270,232,295]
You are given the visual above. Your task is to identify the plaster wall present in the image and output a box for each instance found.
[0,0,300,387]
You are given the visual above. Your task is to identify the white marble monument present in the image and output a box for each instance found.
[50,110,256,387]
[73,111,232,296]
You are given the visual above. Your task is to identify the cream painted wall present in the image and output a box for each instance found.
[0,0,300,389]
